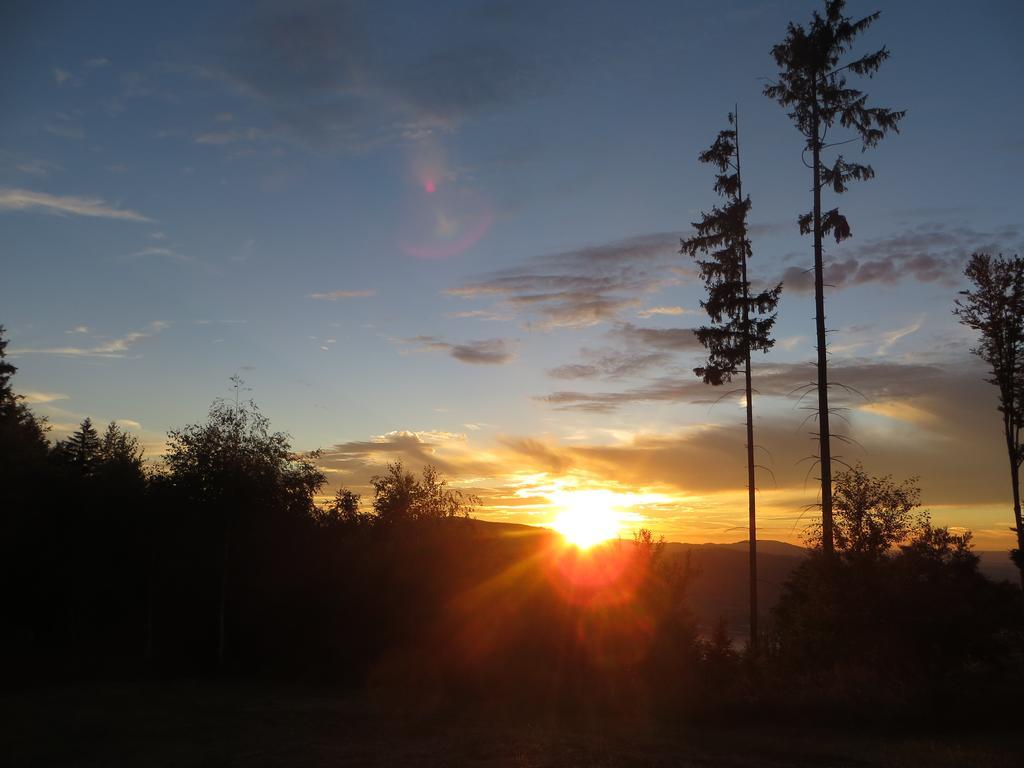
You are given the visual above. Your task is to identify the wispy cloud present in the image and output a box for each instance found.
[536,359,945,413]
[877,319,923,355]
[830,319,925,356]
[0,188,151,222]
[778,222,1022,292]
[194,127,268,145]
[128,246,190,262]
[22,391,69,404]
[608,322,701,351]
[10,321,168,358]
[777,336,805,351]
[445,309,512,321]
[3,156,62,178]
[310,289,376,300]
[52,67,75,85]
[548,349,670,380]
[448,232,683,329]
[42,123,85,140]
[637,305,693,318]
[403,336,516,365]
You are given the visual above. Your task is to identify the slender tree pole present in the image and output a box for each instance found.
[808,88,834,558]
[764,0,904,556]
[735,109,760,648]
[682,110,782,652]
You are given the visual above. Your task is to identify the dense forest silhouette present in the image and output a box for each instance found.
[2,317,1022,724]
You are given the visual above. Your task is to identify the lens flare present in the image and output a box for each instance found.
[401,140,491,259]
[398,184,492,260]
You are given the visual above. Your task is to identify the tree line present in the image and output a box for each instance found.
[2,319,1022,721]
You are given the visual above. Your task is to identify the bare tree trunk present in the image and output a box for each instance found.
[811,91,834,559]
[744,356,758,651]
[1007,430,1024,593]
[735,109,758,652]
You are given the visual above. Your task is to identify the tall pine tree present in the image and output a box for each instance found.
[61,418,102,475]
[764,0,904,557]
[680,110,781,651]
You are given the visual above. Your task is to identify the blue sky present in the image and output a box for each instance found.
[2,0,1022,545]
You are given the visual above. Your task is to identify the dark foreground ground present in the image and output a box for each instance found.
[2,682,1021,768]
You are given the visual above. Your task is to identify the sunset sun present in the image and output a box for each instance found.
[550,490,623,549]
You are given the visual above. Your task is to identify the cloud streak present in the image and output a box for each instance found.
[548,349,671,380]
[310,289,376,300]
[608,322,702,352]
[404,336,516,365]
[0,188,151,222]
[637,305,693,318]
[448,232,684,329]
[10,322,168,358]
[779,222,1021,292]
[22,392,69,404]
[536,359,946,413]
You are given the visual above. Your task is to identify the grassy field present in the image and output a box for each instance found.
[2,681,1021,767]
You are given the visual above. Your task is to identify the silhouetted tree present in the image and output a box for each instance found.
[775,465,1023,700]
[99,421,144,469]
[163,393,325,669]
[0,325,50,467]
[371,461,419,526]
[806,462,925,562]
[0,327,52,669]
[316,487,369,529]
[57,418,102,475]
[94,421,146,502]
[680,111,781,651]
[954,253,1024,590]
[701,617,740,697]
[416,464,477,521]
[764,0,904,558]
[0,326,16,405]
[370,460,477,525]
[632,527,666,564]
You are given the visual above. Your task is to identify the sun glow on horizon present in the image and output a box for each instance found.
[549,489,628,549]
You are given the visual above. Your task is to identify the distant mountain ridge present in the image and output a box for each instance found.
[670,539,807,557]
[468,520,1018,636]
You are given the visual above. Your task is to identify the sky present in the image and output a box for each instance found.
[2,0,1023,547]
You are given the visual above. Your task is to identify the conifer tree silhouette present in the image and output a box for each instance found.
[764,0,904,556]
[681,110,781,651]
[61,418,101,475]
